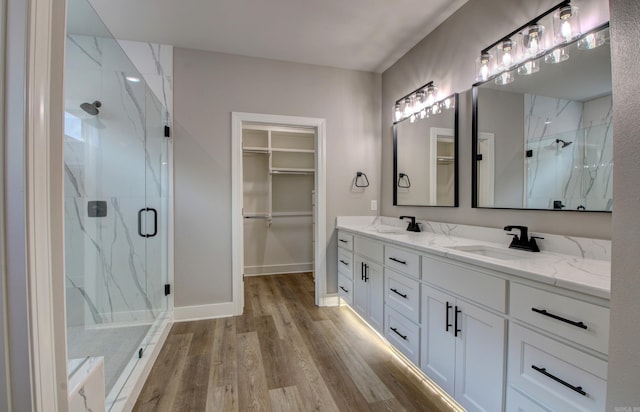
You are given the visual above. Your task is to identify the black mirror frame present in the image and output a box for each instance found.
[393,93,459,207]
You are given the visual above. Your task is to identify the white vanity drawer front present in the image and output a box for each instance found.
[508,324,607,412]
[338,274,353,306]
[337,232,354,251]
[422,255,506,313]
[337,249,353,279]
[385,269,420,324]
[506,387,548,412]
[354,236,383,263]
[511,283,609,354]
[385,305,420,365]
[384,245,420,279]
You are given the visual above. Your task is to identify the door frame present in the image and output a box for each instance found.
[231,112,327,314]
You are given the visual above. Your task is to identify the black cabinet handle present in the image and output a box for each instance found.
[446,302,452,332]
[364,264,369,282]
[454,306,462,337]
[339,286,349,293]
[339,259,349,266]
[339,239,348,243]
[531,365,587,396]
[531,308,587,330]
[361,262,365,281]
[389,257,407,265]
[390,327,407,340]
[390,288,408,299]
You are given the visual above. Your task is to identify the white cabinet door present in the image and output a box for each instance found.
[353,256,384,334]
[353,257,368,319]
[454,299,506,412]
[367,260,384,334]
[421,285,456,395]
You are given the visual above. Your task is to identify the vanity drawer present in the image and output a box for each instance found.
[354,236,383,263]
[422,254,507,313]
[506,387,548,412]
[511,283,609,354]
[337,249,353,279]
[508,324,607,412]
[337,231,353,251]
[338,274,353,306]
[385,305,420,365]
[385,269,420,324]
[384,245,420,279]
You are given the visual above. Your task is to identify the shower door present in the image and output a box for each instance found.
[64,0,169,401]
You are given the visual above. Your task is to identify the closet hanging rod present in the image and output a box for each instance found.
[271,212,313,218]
[244,214,271,219]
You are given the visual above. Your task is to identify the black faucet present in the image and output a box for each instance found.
[399,216,421,232]
[504,225,543,252]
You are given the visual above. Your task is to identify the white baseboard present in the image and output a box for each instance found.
[173,302,235,322]
[320,293,340,307]
[244,262,313,276]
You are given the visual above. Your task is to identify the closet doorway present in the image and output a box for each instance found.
[232,113,327,315]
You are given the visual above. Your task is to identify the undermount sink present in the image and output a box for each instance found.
[446,244,533,261]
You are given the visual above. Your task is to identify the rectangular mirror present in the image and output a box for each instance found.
[473,25,612,211]
[393,93,458,207]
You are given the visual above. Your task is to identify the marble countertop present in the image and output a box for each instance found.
[337,217,611,300]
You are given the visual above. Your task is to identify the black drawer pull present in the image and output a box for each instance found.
[361,262,365,281]
[531,365,587,396]
[339,239,348,243]
[454,306,462,337]
[390,288,408,299]
[339,259,349,266]
[531,308,587,330]
[390,327,407,340]
[389,257,407,265]
[446,302,452,332]
[339,286,349,293]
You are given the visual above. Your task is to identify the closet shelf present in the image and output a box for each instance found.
[271,168,315,175]
[243,146,269,153]
[271,211,312,217]
[271,148,315,154]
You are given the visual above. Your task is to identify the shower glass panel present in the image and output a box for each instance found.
[64,0,169,406]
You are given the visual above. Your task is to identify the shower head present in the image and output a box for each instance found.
[556,138,572,148]
[80,100,102,116]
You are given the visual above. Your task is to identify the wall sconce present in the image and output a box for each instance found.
[393,82,455,123]
[474,0,606,86]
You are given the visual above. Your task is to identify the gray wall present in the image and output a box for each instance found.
[381,0,612,239]
[607,0,640,409]
[173,49,381,307]
[477,88,524,208]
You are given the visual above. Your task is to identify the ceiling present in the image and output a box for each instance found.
[87,0,468,73]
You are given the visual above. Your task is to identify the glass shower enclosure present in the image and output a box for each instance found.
[64,0,170,408]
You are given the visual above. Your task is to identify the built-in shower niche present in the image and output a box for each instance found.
[64,0,172,408]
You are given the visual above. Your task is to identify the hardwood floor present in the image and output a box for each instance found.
[134,273,458,411]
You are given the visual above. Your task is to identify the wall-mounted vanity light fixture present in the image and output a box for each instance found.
[474,0,607,85]
[393,82,455,123]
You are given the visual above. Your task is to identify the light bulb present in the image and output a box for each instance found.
[403,98,412,117]
[480,63,489,80]
[419,108,426,119]
[394,103,402,121]
[500,40,514,68]
[561,20,572,42]
[502,51,512,67]
[410,113,416,123]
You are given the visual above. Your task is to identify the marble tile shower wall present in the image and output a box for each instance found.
[64,34,172,327]
[525,93,613,210]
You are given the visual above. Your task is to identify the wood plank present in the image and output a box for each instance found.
[205,385,238,412]
[268,386,306,412]
[317,319,394,403]
[171,353,211,412]
[369,398,408,412]
[209,317,237,389]
[237,332,272,412]
[133,333,192,412]
[188,319,215,356]
[254,315,296,389]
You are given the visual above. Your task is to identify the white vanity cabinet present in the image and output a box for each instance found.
[353,236,384,333]
[337,232,354,305]
[421,279,506,412]
[506,283,610,412]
